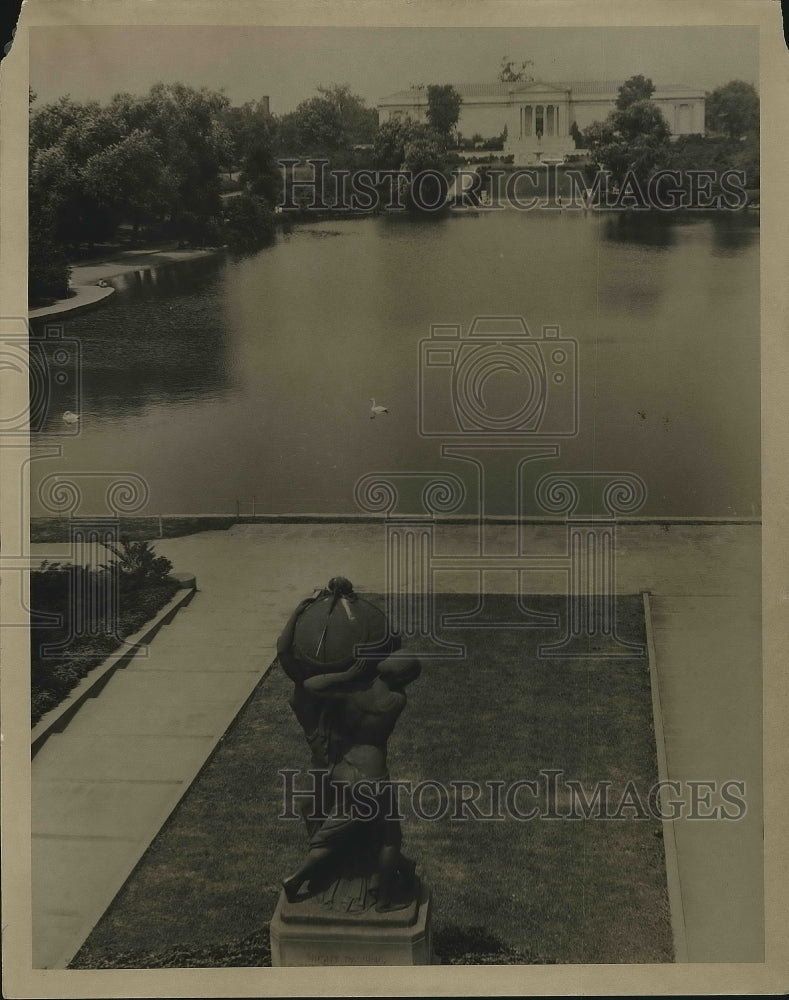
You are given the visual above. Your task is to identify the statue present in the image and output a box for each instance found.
[276,576,422,913]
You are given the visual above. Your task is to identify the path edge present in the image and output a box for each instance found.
[642,589,689,964]
[31,581,197,757]
[50,653,280,970]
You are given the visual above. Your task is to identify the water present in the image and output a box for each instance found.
[31,209,760,518]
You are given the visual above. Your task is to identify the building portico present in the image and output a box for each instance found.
[377,79,706,166]
[503,82,575,164]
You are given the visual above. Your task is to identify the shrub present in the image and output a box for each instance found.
[222,194,276,251]
[29,213,71,306]
[30,544,179,724]
[101,538,173,593]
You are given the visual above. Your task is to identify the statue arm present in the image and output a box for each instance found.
[303,659,370,698]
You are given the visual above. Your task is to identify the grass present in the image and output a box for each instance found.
[70,593,672,967]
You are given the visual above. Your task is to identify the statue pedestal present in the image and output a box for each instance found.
[270,882,433,966]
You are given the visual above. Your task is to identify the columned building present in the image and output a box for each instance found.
[377,80,706,165]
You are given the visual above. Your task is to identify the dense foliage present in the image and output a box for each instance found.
[582,74,759,199]
[28,83,282,302]
[31,540,177,723]
[705,80,759,140]
[581,76,671,188]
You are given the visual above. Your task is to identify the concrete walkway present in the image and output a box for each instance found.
[28,247,219,322]
[28,284,114,321]
[30,522,762,967]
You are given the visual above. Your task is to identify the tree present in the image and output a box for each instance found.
[222,99,282,205]
[401,124,450,208]
[498,57,534,83]
[425,84,462,139]
[402,124,446,174]
[28,82,237,263]
[283,84,377,155]
[615,75,655,110]
[138,83,231,230]
[705,80,759,140]
[82,129,171,236]
[372,117,411,171]
[582,76,671,188]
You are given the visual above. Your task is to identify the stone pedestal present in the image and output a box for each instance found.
[270,882,433,966]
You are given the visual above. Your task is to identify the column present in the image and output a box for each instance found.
[41,518,122,657]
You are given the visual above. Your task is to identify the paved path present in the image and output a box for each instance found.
[28,284,114,321]
[30,522,762,966]
[28,247,219,322]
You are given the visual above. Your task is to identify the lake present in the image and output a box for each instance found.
[31,208,760,519]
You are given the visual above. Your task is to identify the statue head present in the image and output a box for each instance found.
[327,576,354,597]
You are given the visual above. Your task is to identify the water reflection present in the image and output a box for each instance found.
[31,255,233,428]
[600,211,680,249]
[710,212,760,256]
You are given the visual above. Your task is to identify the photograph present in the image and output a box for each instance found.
[1,1,787,996]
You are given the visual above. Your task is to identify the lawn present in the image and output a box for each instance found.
[71,593,672,967]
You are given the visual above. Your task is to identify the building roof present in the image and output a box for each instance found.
[567,79,700,95]
[378,79,704,104]
[379,81,566,102]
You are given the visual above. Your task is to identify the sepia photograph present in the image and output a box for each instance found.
[1,1,787,996]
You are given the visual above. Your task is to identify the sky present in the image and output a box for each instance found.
[29,25,759,112]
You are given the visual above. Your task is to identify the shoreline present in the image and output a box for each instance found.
[28,245,224,323]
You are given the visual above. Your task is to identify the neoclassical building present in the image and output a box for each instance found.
[377,80,706,164]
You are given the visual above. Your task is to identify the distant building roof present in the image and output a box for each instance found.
[378,79,703,104]
[566,79,700,95]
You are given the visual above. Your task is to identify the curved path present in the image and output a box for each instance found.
[28,246,220,323]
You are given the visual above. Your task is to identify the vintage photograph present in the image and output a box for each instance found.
[2,1,786,995]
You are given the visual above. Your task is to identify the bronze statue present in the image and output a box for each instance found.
[277,577,421,913]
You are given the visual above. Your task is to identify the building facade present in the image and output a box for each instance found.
[377,80,706,164]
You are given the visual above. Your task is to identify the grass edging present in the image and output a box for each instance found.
[31,582,197,758]
[642,589,688,963]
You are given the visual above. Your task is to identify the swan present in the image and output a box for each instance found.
[370,398,389,419]
[62,410,100,423]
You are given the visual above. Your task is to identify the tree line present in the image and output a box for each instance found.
[580,76,759,199]
[29,71,758,304]
[29,80,465,304]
